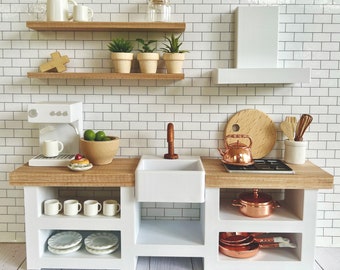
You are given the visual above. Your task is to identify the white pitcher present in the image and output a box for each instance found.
[46,0,77,21]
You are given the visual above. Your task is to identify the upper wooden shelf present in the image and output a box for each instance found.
[26,21,186,32]
[27,72,184,80]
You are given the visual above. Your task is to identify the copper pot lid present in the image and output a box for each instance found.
[239,189,273,205]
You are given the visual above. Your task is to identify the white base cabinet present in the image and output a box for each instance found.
[23,186,318,270]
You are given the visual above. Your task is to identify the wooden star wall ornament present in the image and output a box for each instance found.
[39,51,70,73]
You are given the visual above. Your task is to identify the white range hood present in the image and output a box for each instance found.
[213,6,311,85]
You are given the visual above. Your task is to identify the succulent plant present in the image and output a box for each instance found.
[136,38,157,53]
[107,37,134,53]
[160,33,188,53]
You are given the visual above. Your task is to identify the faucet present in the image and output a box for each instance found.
[164,122,178,159]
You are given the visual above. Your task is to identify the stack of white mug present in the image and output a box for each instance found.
[44,199,121,217]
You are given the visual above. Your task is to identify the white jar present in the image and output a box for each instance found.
[284,140,307,165]
[148,0,171,22]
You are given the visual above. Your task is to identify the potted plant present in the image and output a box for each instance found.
[136,38,159,73]
[107,37,134,73]
[161,33,189,74]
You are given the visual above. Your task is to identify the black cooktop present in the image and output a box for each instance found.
[223,159,295,174]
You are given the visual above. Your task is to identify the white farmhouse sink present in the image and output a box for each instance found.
[135,155,205,203]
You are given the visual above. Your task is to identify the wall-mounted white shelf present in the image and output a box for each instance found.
[212,68,311,85]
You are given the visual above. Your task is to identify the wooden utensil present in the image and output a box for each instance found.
[280,121,294,141]
[294,114,313,141]
[285,116,297,135]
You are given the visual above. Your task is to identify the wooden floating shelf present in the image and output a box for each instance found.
[26,21,186,32]
[27,72,184,80]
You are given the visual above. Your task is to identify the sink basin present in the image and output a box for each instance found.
[135,155,205,203]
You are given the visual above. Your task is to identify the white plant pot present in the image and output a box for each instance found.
[111,52,134,73]
[137,53,159,73]
[163,53,185,74]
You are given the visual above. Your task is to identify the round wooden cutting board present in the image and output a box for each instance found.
[224,109,277,159]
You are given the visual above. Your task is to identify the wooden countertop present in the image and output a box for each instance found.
[203,159,333,189]
[9,158,333,189]
[9,158,139,187]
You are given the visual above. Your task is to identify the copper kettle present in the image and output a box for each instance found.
[218,134,254,166]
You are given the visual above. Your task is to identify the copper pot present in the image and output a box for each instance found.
[218,134,254,166]
[232,189,280,218]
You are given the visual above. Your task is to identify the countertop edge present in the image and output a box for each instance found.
[9,158,334,189]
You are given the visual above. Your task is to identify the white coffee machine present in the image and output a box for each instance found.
[28,102,83,166]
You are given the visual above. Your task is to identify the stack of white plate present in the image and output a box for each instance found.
[84,232,119,255]
[47,231,83,255]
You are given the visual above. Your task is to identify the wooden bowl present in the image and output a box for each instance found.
[80,136,119,165]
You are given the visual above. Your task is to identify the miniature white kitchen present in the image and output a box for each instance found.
[1,0,339,270]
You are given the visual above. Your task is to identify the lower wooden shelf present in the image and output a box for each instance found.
[27,72,184,80]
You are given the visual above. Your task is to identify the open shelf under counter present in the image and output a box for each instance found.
[26,21,186,32]
[219,246,300,262]
[220,199,301,222]
[27,72,184,80]
[40,246,122,269]
[38,214,122,230]
[137,220,204,246]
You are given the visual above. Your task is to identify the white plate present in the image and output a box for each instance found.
[67,163,93,171]
[84,232,119,250]
[85,244,119,255]
[48,242,82,255]
[48,231,82,249]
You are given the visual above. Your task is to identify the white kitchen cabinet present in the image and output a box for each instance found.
[204,188,317,270]
[23,186,138,270]
[22,186,318,270]
[10,159,333,270]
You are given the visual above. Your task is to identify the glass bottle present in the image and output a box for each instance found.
[147,0,171,22]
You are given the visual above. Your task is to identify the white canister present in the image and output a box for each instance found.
[284,140,307,165]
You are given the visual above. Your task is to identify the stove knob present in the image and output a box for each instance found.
[50,111,56,116]
[56,111,62,116]
[63,111,68,116]
[28,109,38,118]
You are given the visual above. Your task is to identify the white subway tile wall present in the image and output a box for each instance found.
[0,0,339,246]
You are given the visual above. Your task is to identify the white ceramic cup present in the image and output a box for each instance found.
[284,140,307,164]
[46,0,77,21]
[103,200,121,216]
[42,140,64,157]
[44,199,62,215]
[63,199,82,216]
[83,200,102,216]
[73,5,94,22]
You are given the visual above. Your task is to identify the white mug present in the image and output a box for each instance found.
[73,5,94,22]
[63,199,82,216]
[42,140,64,157]
[44,199,62,215]
[103,200,121,216]
[47,0,77,21]
[84,200,102,216]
